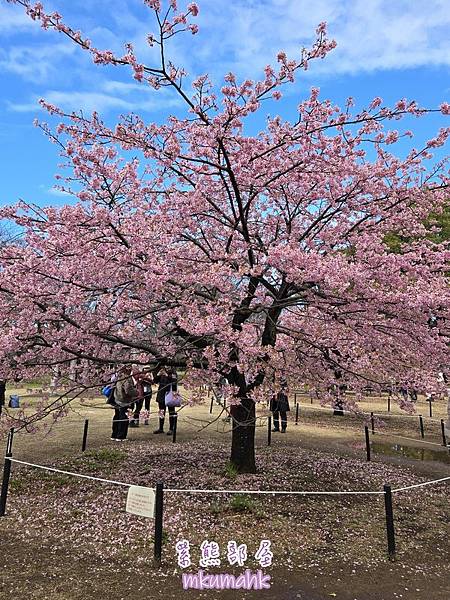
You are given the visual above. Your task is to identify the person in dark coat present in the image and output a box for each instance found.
[153,367,178,435]
[270,385,290,433]
[0,379,6,416]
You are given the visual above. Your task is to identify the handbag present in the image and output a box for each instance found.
[101,384,116,406]
[165,386,181,408]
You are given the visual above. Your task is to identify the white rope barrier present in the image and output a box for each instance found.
[371,412,441,423]
[7,458,132,488]
[391,476,450,493]
[372,429,446,448]
[5,457,449,497]
[11,411,180,433]
[6,457,383,495]
[296,402,442,423]
[164,487,385,496]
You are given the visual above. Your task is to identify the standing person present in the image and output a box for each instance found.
[0,379,5,417]
[111,366,138,441]
[270,384,290,433]
[142,368,153,426]
[153,366,178,435]
[130,367,153,428]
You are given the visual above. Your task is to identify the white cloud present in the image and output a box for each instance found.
[2,0,450,116]
[7,81,183,114]
[0,42,77,83]
[179,0,450,79]
[0,3,38,33]
[46,187,71,197]
[88,0,450,89]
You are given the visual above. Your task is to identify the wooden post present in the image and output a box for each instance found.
[383,485,396,561]
[440,420,447,447]
[295,403,299,425]
[419,415,424,439]
[0,429,14,517]
[365,426,371,462]
[81,419,89,452]
[154,482,164,564]
[371,412,375,435]
[267,416,272,446]
[172,414,178,444]
[428,398,433,418]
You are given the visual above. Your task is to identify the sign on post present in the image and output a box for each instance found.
[126,486,155,518]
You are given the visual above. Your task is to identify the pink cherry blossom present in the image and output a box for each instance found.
[1,0,449,473]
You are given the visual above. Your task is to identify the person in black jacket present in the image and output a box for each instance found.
[270,384,290,433]
[153,367,178,435]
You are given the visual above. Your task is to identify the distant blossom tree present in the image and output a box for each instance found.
[1,0,449,471]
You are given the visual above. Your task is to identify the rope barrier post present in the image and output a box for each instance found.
[81,419,89,452]
[154,481,164,565]
[440,419,447,447]
[6,427,14,455]
[419,415,424,439]
[267,416,272,446]
[209,396,214,414]
[428,398,432,418]
[387,393,391,413]
[295,403,299,426]
[371,412,375,435]
[172,414,177,444]
[365,426,371,462]
[0,428,14,517]
[383,485,396,561]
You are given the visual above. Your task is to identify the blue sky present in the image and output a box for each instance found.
[0,0,449,208]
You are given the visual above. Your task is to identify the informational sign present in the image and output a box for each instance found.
[126,485,155,518]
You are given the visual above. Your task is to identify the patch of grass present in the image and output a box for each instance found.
[9,478,29,494]
[229,494,255,513]
[81,447,125,471]
[84,448,124,463]
[223,461,239,480]
[38,472,73,489]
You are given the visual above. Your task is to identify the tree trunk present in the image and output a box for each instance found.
[333,379,346,416]
[230,394,256,473]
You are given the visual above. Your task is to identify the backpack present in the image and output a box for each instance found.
[101,384,116,406]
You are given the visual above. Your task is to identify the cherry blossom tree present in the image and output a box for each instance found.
[1,0,449,471]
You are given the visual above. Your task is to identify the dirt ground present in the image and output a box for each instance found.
[0,386,449,600]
